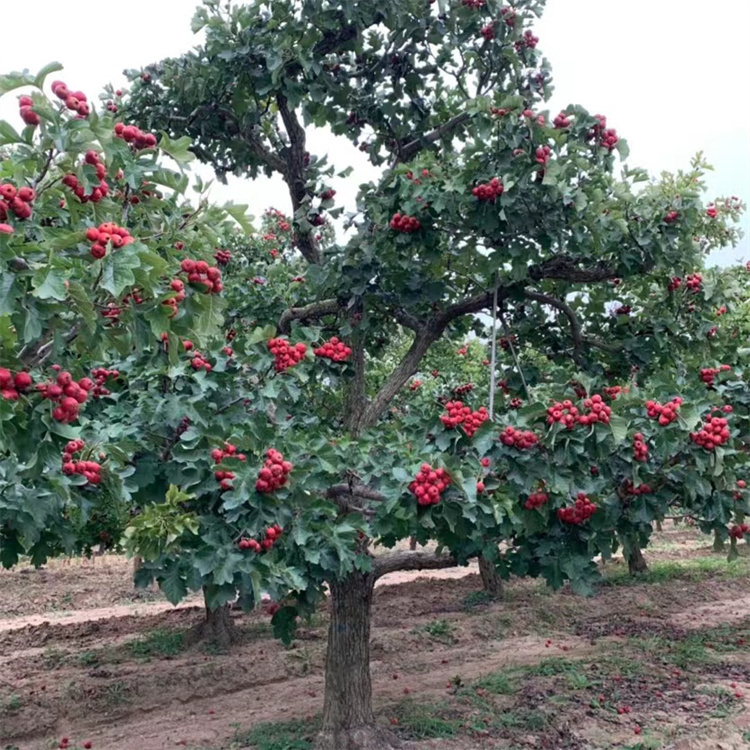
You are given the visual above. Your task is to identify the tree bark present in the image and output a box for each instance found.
[315,571,401,750]
[478,555,503,599]
[189,588,236,650]
[626,545,649,574]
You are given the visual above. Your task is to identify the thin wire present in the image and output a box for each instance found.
[500,308,530,400]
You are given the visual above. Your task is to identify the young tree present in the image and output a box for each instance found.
[2,2,748,749]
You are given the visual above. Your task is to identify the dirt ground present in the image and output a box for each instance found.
[1,528,750,750]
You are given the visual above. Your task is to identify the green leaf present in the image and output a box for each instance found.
[0,273,16,315]
[66,280,97,333]
[0,120,23,146]
[33,62,63,89]
[158,133,195,167]
[22,304,42,342]
[31,267,67,301]
[100,244,142,296]
[160,565,188,606]
[223,203,254,235]
[271,605,299,647]
[609,414,629,444]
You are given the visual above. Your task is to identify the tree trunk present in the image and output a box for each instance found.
[408,536,417,551]
[626,545,649,574]
[655,520,662,532]
[478,555,503,599]
[189,589,236,650]
[315,571,401,750]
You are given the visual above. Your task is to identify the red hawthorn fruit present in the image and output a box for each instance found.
[409,464,451,506]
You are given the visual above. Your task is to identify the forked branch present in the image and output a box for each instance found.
[373,550,458,580]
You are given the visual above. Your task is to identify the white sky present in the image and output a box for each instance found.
[1,0,748,266]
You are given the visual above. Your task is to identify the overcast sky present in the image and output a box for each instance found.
[1,0,748,266]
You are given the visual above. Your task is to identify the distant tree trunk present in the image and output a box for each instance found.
[627,545,649,574]
[132,555,143,575]
[190,587,235,650]
[408,536,417,551]
[655,520,663,532]
[315,571,400,750]
[478,555,503,599]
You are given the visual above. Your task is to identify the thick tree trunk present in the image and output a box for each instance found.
[478,555,503,599]
[626,545,649,574]
[315,571,401,750]
[189,588,236,650]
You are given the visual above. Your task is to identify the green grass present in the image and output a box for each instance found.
[602,555,749,586]
[234,717,320,750]
[462,590,493,610]
[418,618,458,644]
[128,628,185,659]
[0,692,22,715]
[390,700,460,739]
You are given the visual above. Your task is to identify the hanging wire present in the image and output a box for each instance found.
[488,274,499,420]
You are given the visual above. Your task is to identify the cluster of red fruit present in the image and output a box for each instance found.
[162,279,187,318]
[314,337,352,362]
[480,23,495,41]
[63,149,113,205]
[189,350,213,372]
[268,338,307,372]
[558,493,596,524]
[706,204,718,218]
[461,0,485,7]
[61,440,102,485]
[590,115,619,151]
[85,221,134,259]
[59,738,92,749]
[646,397,682,426]
[51,80,90,117]
[409,464,451,506]
[664,210,679,224]
[622,479,652,495]
[0,182,35,222]
[603,385,628,400]
[535,145,551,165]
[690,416,730,451]
[499,425,538,449]
[499,334,517,350]
[90,367,118,397]
[613,304,631,316]
[390,212,421,232]
[578,395,612,426]
[113,122,157,150]
[238,524,284,552]
[700,364,731,388]
[256,449,293,493]
[179,259,224,294]
[509,397,522,409]
[454,382,474,396]
[18,94,41,126]
[553,111,571,129]
[524,491,548,510]
[633,432,649,462]
[211,443,247,491]
[546,400,580,429]
[729,524,749,539]
[0,367,32,400]
[214,249,231,266]
[684,273,702,292]
[410,380,423,391]
[36,369,96,422]
[515,30,539,50]
[735,479,747,501]
[472,178,504,202]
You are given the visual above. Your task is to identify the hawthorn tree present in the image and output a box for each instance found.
[2,1,749,749]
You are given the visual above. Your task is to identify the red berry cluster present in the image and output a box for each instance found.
[62,148,113,204]
[211,443,247,491]
[268,338,307,372]
[633,432,649,462]
[85,222,134,259]
[509,397,523,409]
[410,380,423,391]
[603,385,627,400]
[515,30,539,50]
[480,23,495,41]
[700,364,731,388]
[441,401,473,429]
[579,395,612,426]
[500,425,538,449]
[464,407,489,437]
[546,399,580,429]
[613,304,631,316]
[58,737,92,749]
[472,178,504,202]
[553,111,571,129]
[256,449,293,493]
[535,145,551,165]
[51,80,90,117]
[664,211,679,224]
[685,273,702,292]
[114,122,157,150]
[90,367,119,397]
[214,249,231,266]
[314,336,352,362]
[729,524,749,539]
[454,382,474,397]
[524,491,548,510]
[691,416,730,451]
[646,397,682,426]
[409,464,451,506]
[0,182,35,221]
[61,440,102,485]
[390,212,421,232]
[18,94,40,126]
[706,205,718,218]
[222,345,233,357]
[558,493,596,524]
[667,277,682,292]
[188,349,212,372]
[36,370,94,422]
[162,278,186,318]
[590,115,618,150]
[179,259,223,293]
[0,368,32,401]
[461,0,485,7]
[499,335,517,350]
[622,479,651,495]
[239,525,283,552]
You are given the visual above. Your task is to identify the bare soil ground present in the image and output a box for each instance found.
[1,527,750,750]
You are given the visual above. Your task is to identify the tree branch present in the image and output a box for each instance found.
[397,112,472,163]
[373,551,458,580]
[529,255,617,283]
[278,299,340,334]
[524,290,583,366]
